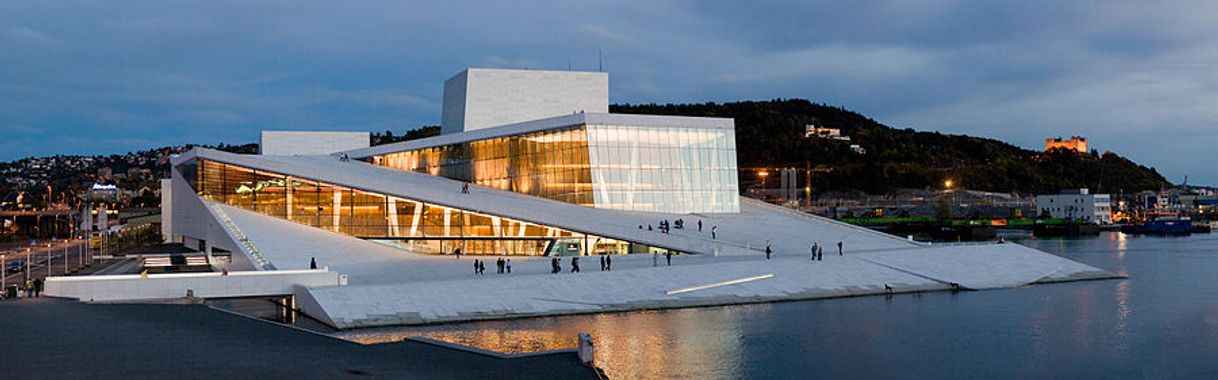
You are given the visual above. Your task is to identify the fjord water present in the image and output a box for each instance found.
[336,232,1218,379]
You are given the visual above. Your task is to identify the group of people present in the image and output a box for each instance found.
[15,278,44,299]
[759,240,847,261]
[599,254,613,271]
[652,251,673,267]
[552,257,581,273]
[473,257,511,275]
[640,219,717,239]
[807,240,844,261]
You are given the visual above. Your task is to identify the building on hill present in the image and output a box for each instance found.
[805,125,851,141]
[1045,136,1088,153]
[1035,188,1112,224]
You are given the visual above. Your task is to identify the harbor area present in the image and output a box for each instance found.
[40,198,1121,330]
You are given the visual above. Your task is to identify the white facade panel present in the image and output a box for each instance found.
[260,131,370,156]
[441,68,608,135]
[160,178,174,243]
[1035,193,1113,224]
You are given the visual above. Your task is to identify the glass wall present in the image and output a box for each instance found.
[373,127,593,206]
[586,125,739,213]
[180,159,677,256]
[371,124,740,213]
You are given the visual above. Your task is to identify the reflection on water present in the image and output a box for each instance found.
[335,232,1218,379]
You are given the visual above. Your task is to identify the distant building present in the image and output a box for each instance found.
[84,183,121,202]
[805,125,851,141]
[1035,188,1112,224]
[1045,136,1088,154]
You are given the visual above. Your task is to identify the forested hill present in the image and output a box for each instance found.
[612,99,1167,195]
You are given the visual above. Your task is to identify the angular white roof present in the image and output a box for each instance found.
[173,148,914,256]
[344,112,734,159]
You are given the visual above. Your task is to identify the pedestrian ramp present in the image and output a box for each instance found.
[855,243,1118,290]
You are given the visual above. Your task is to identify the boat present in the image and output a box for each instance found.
[1120,217,1193,235]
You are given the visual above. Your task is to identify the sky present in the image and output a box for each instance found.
[2,1,1216,185]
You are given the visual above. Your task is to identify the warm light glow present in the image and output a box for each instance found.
[944,179,954,189]
[758,171,769,178]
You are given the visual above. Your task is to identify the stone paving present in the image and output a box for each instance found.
[214,203,1121,329]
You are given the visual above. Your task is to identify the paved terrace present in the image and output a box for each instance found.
[0,298,599,379]
[212,202,1119,329]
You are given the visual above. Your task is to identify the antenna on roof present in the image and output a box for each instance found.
[598,49,603,72]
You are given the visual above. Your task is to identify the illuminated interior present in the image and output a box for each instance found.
[178,159,678,256]
[370,124,740,213]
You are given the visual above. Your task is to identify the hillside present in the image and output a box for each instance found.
[613,99,1168,195]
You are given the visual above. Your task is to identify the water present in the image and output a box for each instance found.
[335,232,1218,379]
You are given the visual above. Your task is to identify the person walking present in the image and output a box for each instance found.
[552,258,561,274]
[33,278,42,298]
[765,241,772,260]
[652,252,658,267]
[606,255,612,271]
[666,251,672,266]
[811,242,818,261]
[310,257,318,270]
[599,255,606,271]
[24,279,33,298]
[506,259,512,274]
[571,257,581,273]
[461,182,469,194]
[473,259,480,275]
[837,241,844,256]
[711,226,718,239]
[698,219,703,232]
[818,246,824,261]
[455,247,462,260]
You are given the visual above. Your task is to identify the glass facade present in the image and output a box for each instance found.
[181,159,677,256]
[374,127,593,206]
[585,125,738,213]
[371,124,739,213]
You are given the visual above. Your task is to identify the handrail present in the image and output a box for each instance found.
[207,203,277,270]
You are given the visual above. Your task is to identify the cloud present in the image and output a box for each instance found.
[0,0,1215,184]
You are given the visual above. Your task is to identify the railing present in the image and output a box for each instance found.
[208,203,276,270]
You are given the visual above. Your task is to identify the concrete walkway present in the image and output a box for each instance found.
[0,298,598,379]
[211,203,1121,329]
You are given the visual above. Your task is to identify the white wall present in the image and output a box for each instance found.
[260,131,370,156]
[160,178,174,243]
[441,68,609,135]
[1035,194,1112,224]
[170,165,254,270]
[44,269,341,302]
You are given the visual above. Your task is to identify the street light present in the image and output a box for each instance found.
[758,170,770,194]
[944,179,954,190]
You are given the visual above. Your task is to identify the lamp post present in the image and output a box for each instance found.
[758,170,770,196]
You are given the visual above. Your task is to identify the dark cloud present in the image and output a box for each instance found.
[1,1,1215,184]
